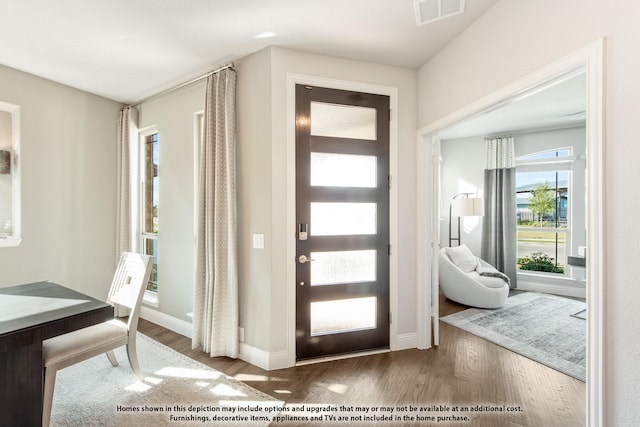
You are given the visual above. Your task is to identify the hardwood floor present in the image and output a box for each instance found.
[138,294,585,426]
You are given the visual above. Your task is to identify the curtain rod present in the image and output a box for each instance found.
[130,62,234,108]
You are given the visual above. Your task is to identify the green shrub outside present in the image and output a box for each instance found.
[517,251,564,274]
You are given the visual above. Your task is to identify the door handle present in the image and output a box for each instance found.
[298,255,315,264]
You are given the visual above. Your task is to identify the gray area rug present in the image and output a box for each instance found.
[441,291,586,381]
[51,333,283,426]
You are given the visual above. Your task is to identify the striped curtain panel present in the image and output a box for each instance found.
[192,68,239,358]
[481,137,518,288]
[116,106,137,259]
[115,106,138,317]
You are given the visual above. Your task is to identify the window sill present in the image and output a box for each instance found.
[517,271,583,286]
[143,290,159,307]
[0,237,22,248]
[517,272,586,299]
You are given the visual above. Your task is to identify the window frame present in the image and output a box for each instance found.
[515,148,574,278]
[137,127,159,303]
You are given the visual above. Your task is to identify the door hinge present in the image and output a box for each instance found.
[388,109,392,121]
[388,175,392,189]
[389,312,392,324]
[388,244,391,255]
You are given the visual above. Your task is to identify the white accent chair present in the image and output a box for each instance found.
[439,246,509,309]
[42,252,153,427]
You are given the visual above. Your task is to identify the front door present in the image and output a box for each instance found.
[295,84,390,360]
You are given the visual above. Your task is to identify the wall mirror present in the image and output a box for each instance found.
[0,101,21,247]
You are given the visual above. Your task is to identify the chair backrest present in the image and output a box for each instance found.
[107,252,153,328]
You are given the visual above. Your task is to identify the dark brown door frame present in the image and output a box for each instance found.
[295,84,391,360]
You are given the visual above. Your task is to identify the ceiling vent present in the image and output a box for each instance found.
[414,0,466,26]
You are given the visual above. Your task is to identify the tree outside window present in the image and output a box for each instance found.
[516,151,570,275]
[528,181,556,226]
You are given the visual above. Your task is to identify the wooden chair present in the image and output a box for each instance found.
[42,252,153,427]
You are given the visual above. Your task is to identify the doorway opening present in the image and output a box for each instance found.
[416,40,604,423]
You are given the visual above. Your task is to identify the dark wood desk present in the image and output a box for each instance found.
[0,281,113,426]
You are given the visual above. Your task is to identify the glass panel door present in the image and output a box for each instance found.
[310,297,377,336]
[295,85,390,360]
[310,203,377,236]
[310,102,377,140]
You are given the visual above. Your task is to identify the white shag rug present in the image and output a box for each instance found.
[50,333,283,426]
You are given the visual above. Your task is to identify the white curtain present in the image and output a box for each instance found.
[481,137,518,287]
[192,68,239,358]
[115,106,138,316]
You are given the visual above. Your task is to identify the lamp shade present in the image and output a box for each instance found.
[451,197,484,217]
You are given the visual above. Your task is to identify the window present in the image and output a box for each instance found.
[516,149,572,275]
[0,102,21,247]
[141,131,159,291]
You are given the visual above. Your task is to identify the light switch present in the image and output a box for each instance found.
[252,233,264,249]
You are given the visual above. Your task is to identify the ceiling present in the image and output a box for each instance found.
[0,0,497,104]
[438,69,587,140]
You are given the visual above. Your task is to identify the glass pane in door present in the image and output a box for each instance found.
[310,102,377,140]
[310,153,377,188]
[311,202,376,236]
[310,297,377,336]
[310,249,376,286]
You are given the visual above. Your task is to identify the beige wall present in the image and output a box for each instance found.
[137,81,205,322]
[0,64,121,300]
[418,0,640,423]
[236,48,274,351]
[236,46,418,360]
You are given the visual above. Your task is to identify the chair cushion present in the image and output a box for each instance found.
[444,244,478,273]
[43,319,128,366]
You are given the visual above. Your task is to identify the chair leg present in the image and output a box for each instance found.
[126,340,143,380]
[42,367,57,427]
[105,350,119,367]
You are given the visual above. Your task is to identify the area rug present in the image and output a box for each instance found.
[50,333,283,426]
[441,291,586,381]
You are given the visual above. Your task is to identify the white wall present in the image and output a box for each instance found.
[137,82,205,322]
[439,136,485,255]
[0,64,121,300]
[236,47,418,363]
[418,0,640,423]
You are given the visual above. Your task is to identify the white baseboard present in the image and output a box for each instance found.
[238,343,270,370]
[238,343,293,371]
[268,350,292,370]
[517,281,586,299]
[394,332,418,350]
[139,308,291,370]
[140,306,193,338]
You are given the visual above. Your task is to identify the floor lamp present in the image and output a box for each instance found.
[449,193,484,247]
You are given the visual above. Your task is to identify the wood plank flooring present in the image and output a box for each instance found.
[138,294,585,426]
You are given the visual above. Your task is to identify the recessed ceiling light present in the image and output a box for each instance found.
[254,31,276,39]
[414,0,465,26]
